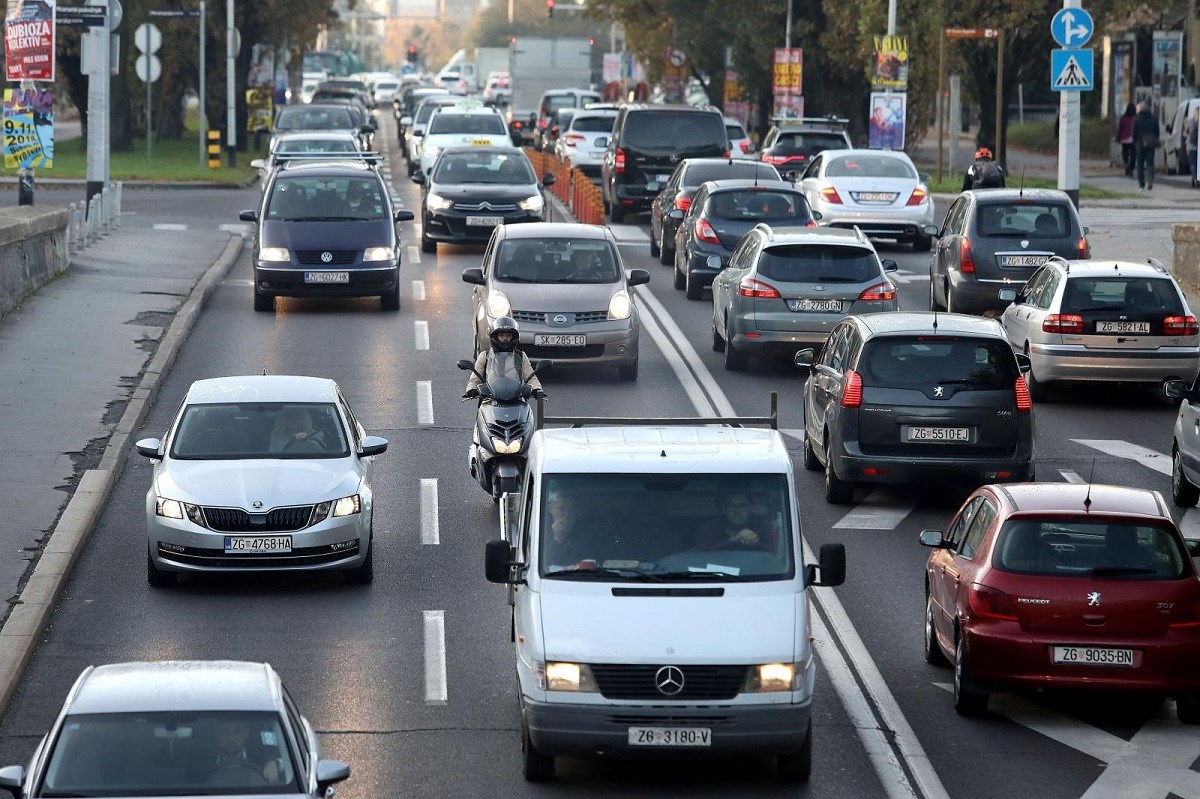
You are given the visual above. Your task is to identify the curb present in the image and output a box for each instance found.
[0,233,245,718]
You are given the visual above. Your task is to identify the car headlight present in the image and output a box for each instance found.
[486,289,511,318]
[332,495,361,517]
[607,289,632,320]
[363,246,393,262]
[491,437,522,454]
[155,498,205,527]
[539,661,599,692]
[742,662,799,692]
[518,193,544,213]
[426,192,453,211]
[259,247,290,262]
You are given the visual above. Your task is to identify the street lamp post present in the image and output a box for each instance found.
[226,0,236,167]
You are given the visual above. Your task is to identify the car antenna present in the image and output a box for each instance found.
[1083,457,1096,512]
[1019,166,1025,197]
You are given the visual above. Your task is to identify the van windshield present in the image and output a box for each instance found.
[539,474,795,581]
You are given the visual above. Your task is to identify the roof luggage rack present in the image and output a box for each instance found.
[273,151,382,166]
[535,392,777,429]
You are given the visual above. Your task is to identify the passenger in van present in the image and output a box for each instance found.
[545,491,594,566]
[695,492,777,551]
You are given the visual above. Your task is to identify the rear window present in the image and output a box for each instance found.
[1060,277,1183,315]
[776,132,846,150]
[621,110,727,154]
[428,113,507,135]
[994,519,1190,579]
[859,337,1018,389]
[274,107,353,131]
[757,244,879,283]
[827,154,916,178]
[707,190,810,223]
[976,203,1072,237]
[726,123,747,139]
[571,115,614,133]
[685,163,777,188]
[415,102,451,124]
[544,94,579,114]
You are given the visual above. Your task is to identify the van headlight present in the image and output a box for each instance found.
[491,437,522,454]
[363,246,393,262]
[425,193,452,211]
[155,498,205,527]
[742,662,799,692]
[486,289,511,318]
[518,194,544,213]
[607,289,632,320]
[259,247,290,262]
[538,661,599,692]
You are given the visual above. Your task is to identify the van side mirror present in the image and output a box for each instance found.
[998,289,1018,303]
[238,209,258,222]
[594,136,608,148]
[793,348,815,369]
[805,543,846,587]
[412,172,426,185]
[250,158,266,170]
[1014,353,1032,374]
[400,116,413,126]
[919,530,946,548]
[811,210,823,221]
[668,209,684,221]
[542,172,556,187]
[919,172,932,183]
[135,438,163,459]
[627,268,650,287]
[922,224,939,237]
[1186,539,1200,557]
[0,765,25,796]
[485,539,519,583]
[315,760,350,793]
[462,268,486,285]
[1165,379,1189,401]
[394,209,415,222]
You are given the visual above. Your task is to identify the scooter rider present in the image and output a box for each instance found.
[463,316,545,399]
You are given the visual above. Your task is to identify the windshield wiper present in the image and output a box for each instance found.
[653,569,748,582]
[549,566,661,581]
[277,216,366,222]
[1089,566,1157,577]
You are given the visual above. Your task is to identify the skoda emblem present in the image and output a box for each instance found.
[933,386,945,397]
[1087,591,1101,607]
[320,251,333,263]
[669,154,680,163]
[252,501,263,510]
[552,314,568,326]
[655,665,685,696]
[1020,240,1030,249]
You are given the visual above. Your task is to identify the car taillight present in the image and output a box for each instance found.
[820,186,842,204]
[968,584,1018,621]
[840,370,863,408]
[1170,597,1200,629]
[806,219,818,228]
[513,121,523,129]
[1164,315,1200,336]
[564,133,584,147]
[739,141,752,153]
[674,194,691,211]
[1014,376,1032,411]
[737,278,781,298]
[695,218,721,244]
[615,147,626,174]
[858,281,897,302]
[1042,314,1083,334]
[761,154,783,164]
[906,188,928,206]
[550,125,559,135]
[1078,236,1090,258]
[960,237,975,273]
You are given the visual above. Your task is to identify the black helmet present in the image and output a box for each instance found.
[489,316,519,352]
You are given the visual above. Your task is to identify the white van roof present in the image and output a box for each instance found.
[533,426,789,473]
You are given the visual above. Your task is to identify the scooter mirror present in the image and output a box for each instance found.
[456,359,474,370]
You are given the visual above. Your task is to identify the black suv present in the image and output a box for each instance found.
[600,104,729,223]
[759,117,852,179]
[795,313,1034,504]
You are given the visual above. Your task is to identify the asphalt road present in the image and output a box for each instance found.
[0,119,1197,799]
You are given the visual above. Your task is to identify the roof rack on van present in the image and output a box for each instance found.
[274,151,382,164]
[771,115,850,128]
[535,392,778,430]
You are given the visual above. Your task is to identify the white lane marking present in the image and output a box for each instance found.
[1059,469,1086,484]
[416,380,434,425]
[408,244,421,264]
[412,279,426,301]
[153,223,188,231]
[831,487,917,530]
[414,320,430,351]
[420,479,439,545]
[640,299,947,799]
[607,223,650,243]
[934,683,1200,798]
[423,610,448,703]
[1180,508,1200,539]
[1071,439,1171,476]
[892,270,929,284]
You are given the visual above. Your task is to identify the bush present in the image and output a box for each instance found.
[1008,118,1110,158]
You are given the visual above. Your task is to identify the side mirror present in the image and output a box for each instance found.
[1014,352,1032,374]
[485,539,518,583]
[315,759,351,793]
[250,158,266,170]
[811,211,823,221]
[457,359,475,370]
[881,258,898,272]
[238,209,258,222]
[919,171,932,183]
[1165,379,1189,400]
[462,268,486,286]
[531,359,554,375]
[594,136,608,148]
[412,172,426,185]
[998,288,1017,303]
[804,542,846,587]
[359,435,388,457]
[793,348,815,369]
[1186,539,1200,557]
[400,115,413,126]
[706,255,723,270]
[0,765,25,796]
[668,209,684,221]
[922,224,939,237]
[394,209,415,222]
[918,530,946,548]
[627,268,650,287]
[542,172,556,187]
[135,437,163,459]
[1082,226,1090,235]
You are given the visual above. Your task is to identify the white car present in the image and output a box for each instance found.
[797,148,935,251]
[554,110,616,175]
[725,116,756,160]
[418,105,510,175]
[137,375,387,587]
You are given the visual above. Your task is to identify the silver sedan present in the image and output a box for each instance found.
[137,375,387,586]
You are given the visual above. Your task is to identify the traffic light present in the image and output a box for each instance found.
[546,0,555,17]
[407,45,418,63]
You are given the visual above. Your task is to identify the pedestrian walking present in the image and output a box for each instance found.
[1116,102,1136,176]
[1132,102,1160,191]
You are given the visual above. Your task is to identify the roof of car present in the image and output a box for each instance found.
[276,159,377,177]
[185,375,341,405]
[682,158,769,169]
[429,105,503,116]
[701,178,798,192]
[533,427,790,474]
[755,225,871,247]
[966,188,1073,203]
[851,312,1005,338]
[1045,259,1173,278]
[277,103,350,115]
[436,144,528,159]
[823,148,914,161]
[994,483,1168,518]
[67,661,281,715]
[542,88,599,97]
[497,222,613,242]
[619,103,720,114]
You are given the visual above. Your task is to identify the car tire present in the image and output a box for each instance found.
[659,242,674,267]
[953,633,990,716]
[421,232,437,254]
[344,535,375,585]
[824,439,854,505]
[617,360,639,381]
[776,719,812,782]
[928,277,944,311]
[673,262,686,290]
[913,232,933,252]
[381,283,401,311]
[146,549,176,588]
[649,228,661,258]
[521,716,555,781]
[1177,695,1200,724]
[253,287,275,313]
[609,202,625,224]
[802,430,821,472]
[711,321,725,352]
[1172,446,1200,507]
[723,323,748,372]
[924,594,949,666]
[685,271,704,301]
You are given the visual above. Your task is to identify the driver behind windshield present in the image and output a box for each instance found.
[695,492,778,551]
[462,316,544,400]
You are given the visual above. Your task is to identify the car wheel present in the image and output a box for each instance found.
[802,430,821,472]
[1172,446,1200,507]
[928,277,944,311]
[146,549,176,588]
[1178,695,1200,724]
[659,242,674,267]
[617,359,639,381]
[711,320,725,352]
[913,232,933,252]
[380,283,400,311]
[685,271,704,301]
[924,594,949,666]
[253,286,274,313]
[1024,346,1050,402]
[609,202,625,224]
[723,323,748,371]
[953,633,989,716]
[776,719,812,782]
[649,227,661,258]
[521,716,555,781]
[421,232,437,254]
[824,439,854,504]
[673,261,686,290]
[344,535,374,584]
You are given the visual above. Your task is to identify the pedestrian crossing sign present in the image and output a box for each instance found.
[1051,48,1093,92]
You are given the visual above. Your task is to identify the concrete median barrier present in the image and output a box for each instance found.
[0,205,68,318]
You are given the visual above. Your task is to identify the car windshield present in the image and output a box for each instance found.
[621,110,727,154]
[432,151,535,185]
[1060,276,1184,315]
[826,154,916,178]
[684,163,778,188]
[494,238,620,283]
[41,711,299,796]
[859,336,1018,389]
[571,115,614,133]
[707,189,810,222]
[170,402,350,460]
[758,244,879,283]
[266,176,386,221]
[994,519,1190,578]
[274,107,353,131]
[539,474,795,581]
[976,202,1072,237]
[428,113,507,135]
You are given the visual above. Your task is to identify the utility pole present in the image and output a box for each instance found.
[226,0,237,167]
[887,0,897,35]
[199,1,206,168]
[784,0,792,50]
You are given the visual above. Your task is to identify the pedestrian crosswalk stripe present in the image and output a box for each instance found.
[1071,438,1170,476]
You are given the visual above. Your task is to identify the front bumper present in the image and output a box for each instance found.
[255,264,398,299]
[423,209,543,244]
[1030,344,1200,384]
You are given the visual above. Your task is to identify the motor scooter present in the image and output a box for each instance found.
[458,355,552,500]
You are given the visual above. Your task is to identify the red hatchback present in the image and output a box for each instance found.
[920,483,1200,720]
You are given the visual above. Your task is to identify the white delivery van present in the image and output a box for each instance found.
[485,415,846,783]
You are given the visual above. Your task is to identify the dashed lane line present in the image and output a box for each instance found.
[416,380,434,425]
[423,610,448,704]
[407,244,421,264]
[153,223,188,231]
[420,479,439,545]
[412,280,426,301]
[414,320,430,351]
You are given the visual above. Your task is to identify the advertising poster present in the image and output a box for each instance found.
[3,86,53,168]
[247,43,274,132]
[724,69,751,126]
[871,35,908,91]
[1111,39,1134,119]
[868,91,905,150]
[772,48,802,119]
[5,0,55,81]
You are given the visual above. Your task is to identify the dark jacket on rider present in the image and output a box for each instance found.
[466,349,542,394]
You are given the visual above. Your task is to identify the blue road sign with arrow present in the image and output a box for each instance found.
[1051,7,1093,48]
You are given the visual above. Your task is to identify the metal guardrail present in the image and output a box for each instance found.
[66,181,122,254]
[535,391,779,429]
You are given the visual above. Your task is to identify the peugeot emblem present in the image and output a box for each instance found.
[552,314,568,326]
[933,386,945,397]
[1087,591,1101,607]
[655,665,685,696]
[320,251,333,263]
[252,501,263,510]
[1020,240,1029,249]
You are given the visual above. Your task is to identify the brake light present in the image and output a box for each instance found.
[737,278,781,298]
[960,237,975,273]
[820,186,843,204]
[513,121,523,129]
[1014,376,1032,411]
[1170,597,1200,628]
[739,141,752,153]
[1165,315,1200,336]
[840,370,863,408]
[550,125,559,135]
[615,147,626,174]
[968,584,1017,621]
[858,281,897,302]
[695,218,721,244]
[674,194,691,212]
[762,154,784,165]
[906,188,928,206]
[806,219,818,228]
[1078,236,1090,258]
[1042,314,1083,334]
[564,133,585,147]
